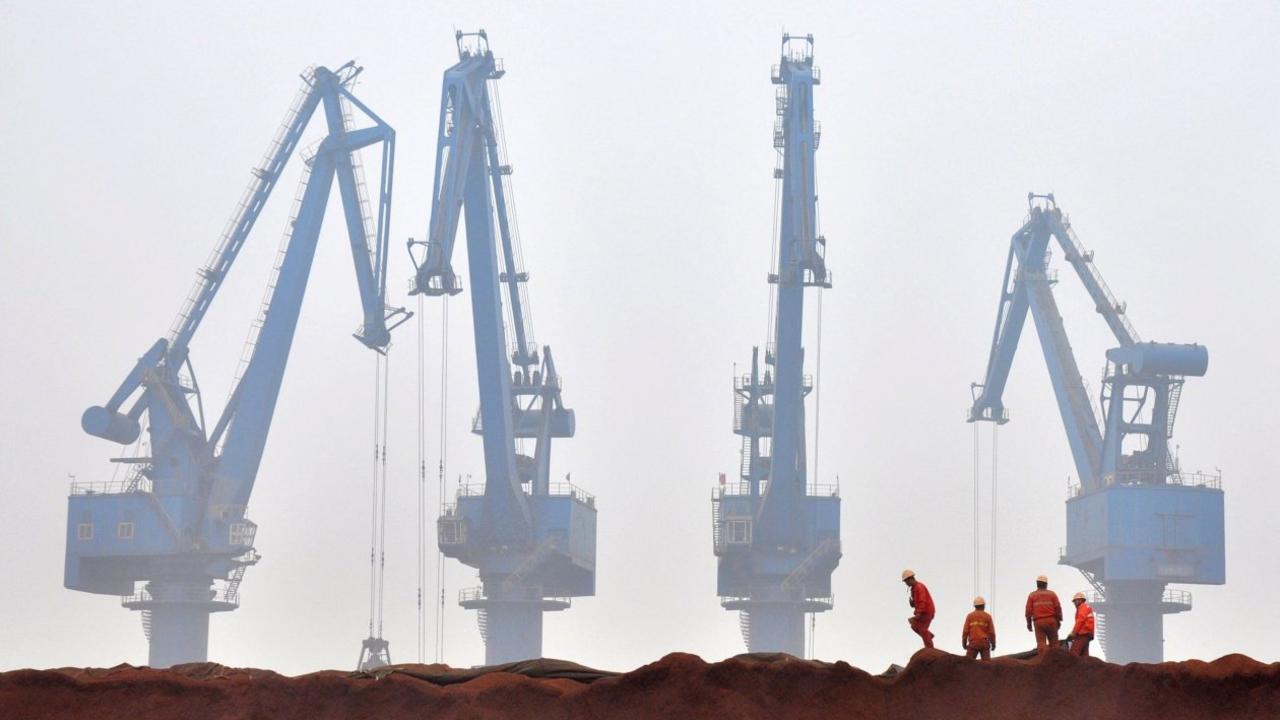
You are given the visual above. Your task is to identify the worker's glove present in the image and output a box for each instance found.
[1085,634,1094,641]
[1026,620,1033,632]
[990,642,996,652]
[961,641,968,650]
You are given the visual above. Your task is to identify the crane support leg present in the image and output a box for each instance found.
[146,601,211,668]
[745,606,805,656]
[481,603,543,665]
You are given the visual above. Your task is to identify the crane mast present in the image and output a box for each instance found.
[67,62,408,668]
[712,34,841,656]
[411,31,596,665]
[969,193,1224,663]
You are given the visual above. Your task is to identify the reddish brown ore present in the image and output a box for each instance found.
[1,649,1277,720]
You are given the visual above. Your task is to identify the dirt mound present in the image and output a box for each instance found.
[2,649,1277,719]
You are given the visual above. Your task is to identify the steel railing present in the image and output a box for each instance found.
[70,478,152,496]
[455,481,596,506]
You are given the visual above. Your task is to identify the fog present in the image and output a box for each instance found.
[1,1,1277,673]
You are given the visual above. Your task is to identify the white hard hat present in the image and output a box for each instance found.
[901,569,916,580]
[1037,574,1049,583]
[1073,592,1086,601]
[973,596,986,606]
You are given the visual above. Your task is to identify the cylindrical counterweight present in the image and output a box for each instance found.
[82,406,141,445]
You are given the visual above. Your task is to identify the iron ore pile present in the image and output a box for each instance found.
[3,650,1277,720]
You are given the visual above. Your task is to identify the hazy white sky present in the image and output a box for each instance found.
[1,1,1277,673]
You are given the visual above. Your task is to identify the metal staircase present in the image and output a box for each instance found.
[1166,379,1184,439]
[1094,610,1107,655]
[502,535,558,592]
[781,537,839,595]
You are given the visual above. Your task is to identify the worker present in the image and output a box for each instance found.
[961,596,996,661]
[1024,574,1063,653]
[1066,592,1095,657]
[901,569,935,648]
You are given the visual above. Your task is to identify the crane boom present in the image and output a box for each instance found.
[67,62,408,668]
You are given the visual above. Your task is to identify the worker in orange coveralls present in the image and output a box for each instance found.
[1066,591,1096,657]
[901,569,935,648]
[961,596,996,660]
[1024,574,1063,653]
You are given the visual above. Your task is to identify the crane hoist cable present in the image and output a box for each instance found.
[377,350,390,638]
[970,422,1001,610]
[434,295,450,663]
[365,350,392,641]
[416,295,426,662]
[973,422,980,599]
[990,424,998,612]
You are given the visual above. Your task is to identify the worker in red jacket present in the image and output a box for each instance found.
[1025,574,1063,653]
[1067,591,1096,657]
[902,569,935,648]
[962,596,996,660]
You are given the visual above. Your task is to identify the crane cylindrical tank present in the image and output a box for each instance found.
[81,406,141,445]
[1107,342,1208,377]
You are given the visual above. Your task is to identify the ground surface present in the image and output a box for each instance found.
[2,649,1277,719]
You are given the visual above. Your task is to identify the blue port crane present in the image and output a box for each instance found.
[67,62,409,668]
[968,193,1224,663]
[712,34,841,656]
[409,31,596,665]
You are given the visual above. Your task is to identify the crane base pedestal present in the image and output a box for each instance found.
[722,597,832,657]
[123,580,237,668]
[1093,581,1192,664]
[461,594,570,665]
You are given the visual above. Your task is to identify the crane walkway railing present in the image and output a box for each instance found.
[455,481,596,507]
[458,586,572,607]
[1055,216,1141,345]
[168,68,317,347]
[121,583,239,609]
[221,145,318,420]
[1027,273,1103,472]
[70,477,153,495]
[340,95,380,276]
[1068,469,1221,497]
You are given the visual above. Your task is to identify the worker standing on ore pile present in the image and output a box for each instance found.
[901,569,936,648]
[1024,574,1063,653]
[961,596,996,660]
[1066,591,1096,657]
